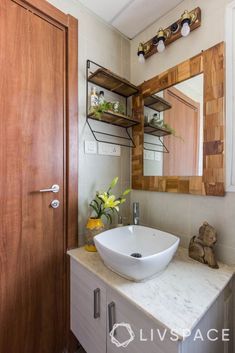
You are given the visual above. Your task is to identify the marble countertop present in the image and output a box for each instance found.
[68,247,234,339]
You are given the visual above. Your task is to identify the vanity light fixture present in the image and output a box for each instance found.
[137,7,201,62]
[137,42,150,64]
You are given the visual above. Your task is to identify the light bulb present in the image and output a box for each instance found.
[138,53,145,64]
[181,22,190,37]
[157,39,165,53]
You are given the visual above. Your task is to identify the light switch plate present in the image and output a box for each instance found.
[144,150,154,160]
[84,140,97,154]
[98,142,121,156]
[155,152,161,161]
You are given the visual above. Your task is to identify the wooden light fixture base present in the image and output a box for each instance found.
[142,7,201,59]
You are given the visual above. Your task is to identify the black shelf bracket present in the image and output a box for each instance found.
[144,136,169,153]
[86,118,136,148]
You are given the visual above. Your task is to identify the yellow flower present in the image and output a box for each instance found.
[98,193,120,211]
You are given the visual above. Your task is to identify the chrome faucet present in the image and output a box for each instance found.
[133,202,140,225]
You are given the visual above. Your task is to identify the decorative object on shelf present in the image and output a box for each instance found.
[89,100,127,120]
[89,100,113,119]
[86,60,140,148]
[113,101,119,113]
[144,112,181,153]
[98,90,105,105]
[137,7,201,61]
[90,86,98,107]
[85,177,131,252]
[188,222,219,269]
[149,116,177,137]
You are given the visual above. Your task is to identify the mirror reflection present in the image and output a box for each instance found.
[143,74,204,177]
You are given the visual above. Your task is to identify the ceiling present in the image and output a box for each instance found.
[78,0,183,39]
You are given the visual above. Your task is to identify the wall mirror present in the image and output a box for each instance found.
[132,42,225,196]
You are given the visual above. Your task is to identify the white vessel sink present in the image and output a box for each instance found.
[94,225,180,282]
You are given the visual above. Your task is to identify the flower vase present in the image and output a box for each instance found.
[85,218,104,252]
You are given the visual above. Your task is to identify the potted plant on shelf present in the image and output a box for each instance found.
[89,100,125,119]
[85,177,131,252]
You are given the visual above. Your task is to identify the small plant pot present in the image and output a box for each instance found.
[85,218,104,252]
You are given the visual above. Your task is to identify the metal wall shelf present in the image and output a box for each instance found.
[88,110,139,128]
[88,67,139,98]
[144,123,171,153]
[86,60,140,148]
[144,95,172,112]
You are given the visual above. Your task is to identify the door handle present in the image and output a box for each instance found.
[108,302,116,333]
[93,288,100,319]
[39,184,60,193]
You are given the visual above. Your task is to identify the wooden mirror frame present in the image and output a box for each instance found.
[132,42,225,196]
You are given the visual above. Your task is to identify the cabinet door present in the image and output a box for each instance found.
[70,258,106,353]
[106,288,179,353]
[223,281,233,353]
[180,281,233,353]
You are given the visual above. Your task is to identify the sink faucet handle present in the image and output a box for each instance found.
[133,202,140,225]
[133,202,139,213]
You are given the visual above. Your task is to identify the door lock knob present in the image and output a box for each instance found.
[50,200,60,209]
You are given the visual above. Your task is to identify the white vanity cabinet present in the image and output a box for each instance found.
[70,255,234,353]
[106,287,178,353]
[70,259,107,353]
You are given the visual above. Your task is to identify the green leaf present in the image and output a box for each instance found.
[89,204,99,215]
[103,213,112,224]
[93,199,100,209]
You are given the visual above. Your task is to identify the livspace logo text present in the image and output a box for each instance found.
[109,323,230,348]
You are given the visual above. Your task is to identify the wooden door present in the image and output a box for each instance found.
[0,1,78,352]
[163,87,200,176]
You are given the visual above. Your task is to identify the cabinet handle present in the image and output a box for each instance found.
[108,301,116,333]
[93,288,100,319]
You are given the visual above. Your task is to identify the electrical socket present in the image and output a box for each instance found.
[98,142,121,156]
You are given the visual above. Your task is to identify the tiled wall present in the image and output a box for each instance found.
[130,0,235,265]
[47,0,132,244]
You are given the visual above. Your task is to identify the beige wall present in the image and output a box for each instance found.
[130,0,235,265]
[46,0,234,264]
[47,0,131,243]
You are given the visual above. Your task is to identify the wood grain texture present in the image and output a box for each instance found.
[132,42,225,196]
[66,14,79,353]
[88,110,139,128]
[88,67,139,97]
[163,87,200,176]
[0,1,78,353]
[16,0,69,26]
[66,14,78,251]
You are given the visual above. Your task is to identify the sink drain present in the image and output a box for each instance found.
[130,253,142,258]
